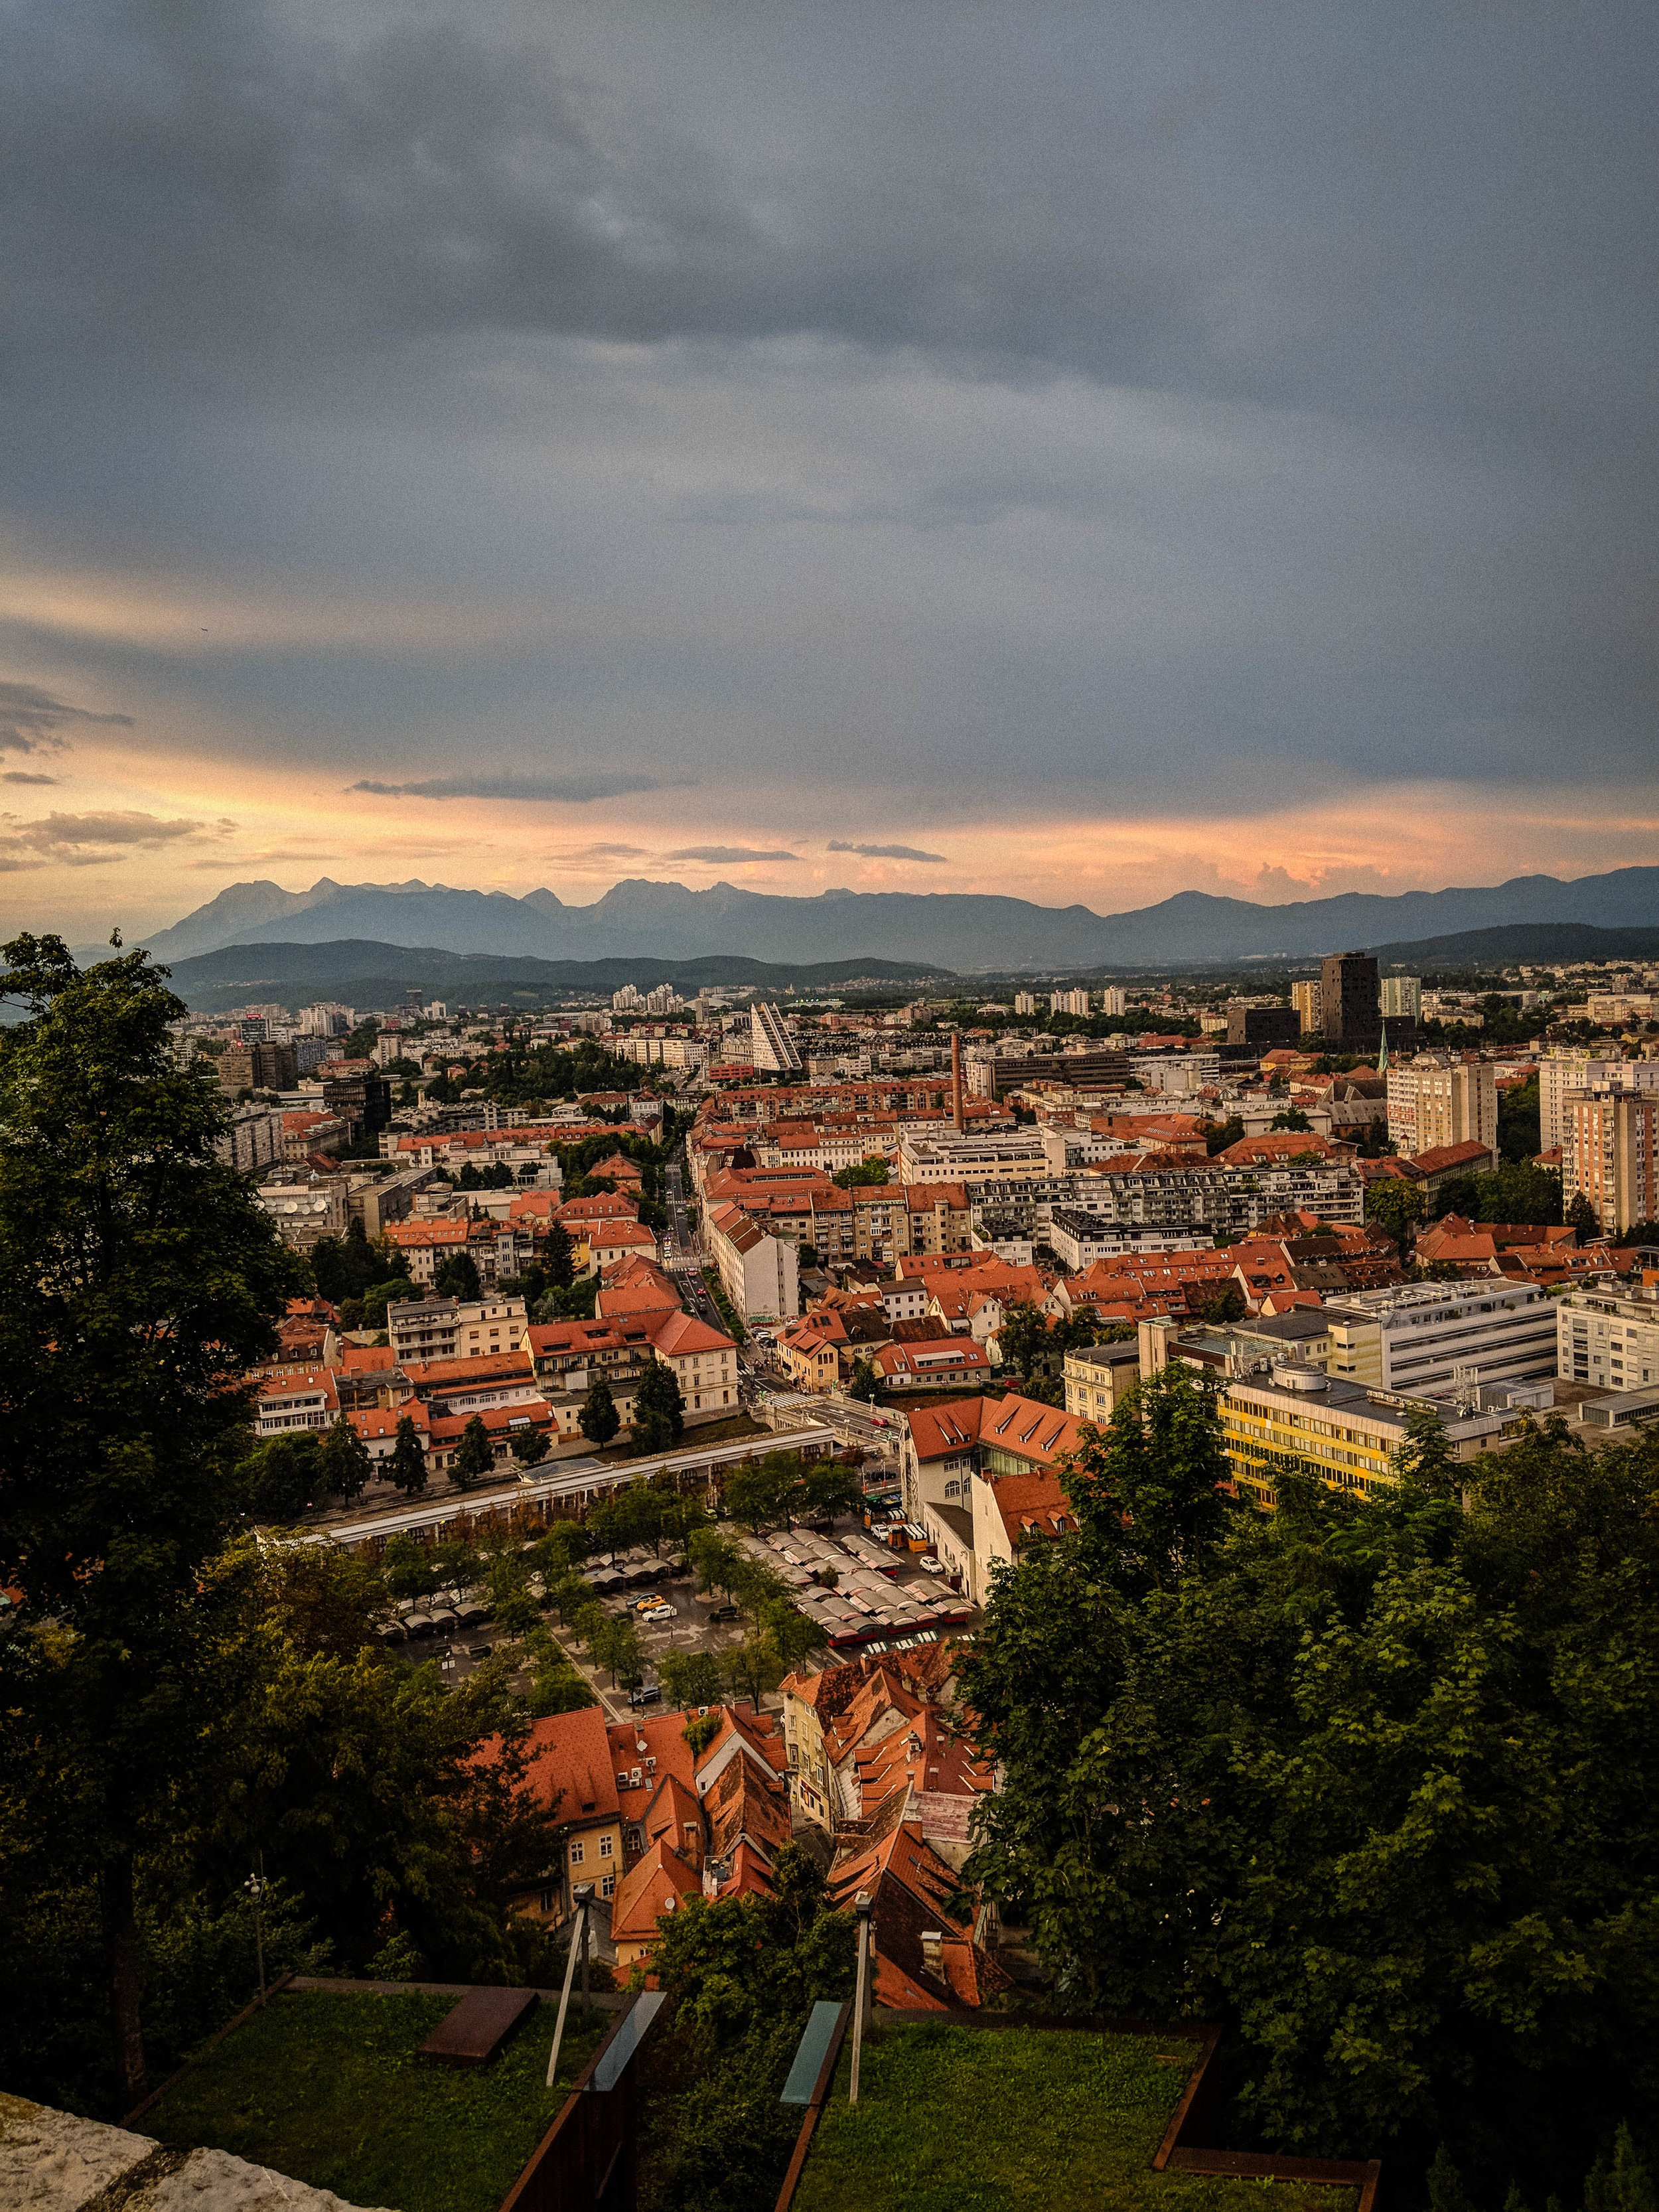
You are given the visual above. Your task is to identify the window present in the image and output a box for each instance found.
[569,1840,585,1864]
[601,1873,616,1899]
[599,1834,614,1858]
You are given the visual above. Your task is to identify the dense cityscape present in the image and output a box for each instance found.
[5,1,1656,2207]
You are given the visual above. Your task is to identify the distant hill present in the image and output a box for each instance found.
[161,940,957,1013]
[1365,921,1659,969]
[129,865,1659,972]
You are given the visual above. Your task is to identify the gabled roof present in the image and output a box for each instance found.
[609,1836,701,1947]
[647,1309,735,1357]
[488,1706,619,1823]
[980,1394,1086,1467]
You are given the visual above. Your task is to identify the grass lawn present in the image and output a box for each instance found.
[791,2026,1357,2212]
[145,1990,606,2212]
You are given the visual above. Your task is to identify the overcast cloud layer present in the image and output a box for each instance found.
[1,0,1654,939]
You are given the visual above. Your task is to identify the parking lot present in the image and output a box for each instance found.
[384,1512,969,1714]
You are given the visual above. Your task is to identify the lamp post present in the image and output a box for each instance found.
[545,1883,594,2090]
[244,1857,267,2006]
[848,1890,873,2106]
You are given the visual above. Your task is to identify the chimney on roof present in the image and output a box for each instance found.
[950,1032,964,1134]
[920,1929,945,1978]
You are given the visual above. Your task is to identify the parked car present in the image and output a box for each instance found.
[638,1602,676,1623]
[628,1684,663,1708]
[918,1556,945,1575]
[707,1603,740,1623]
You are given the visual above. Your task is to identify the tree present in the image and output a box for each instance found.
[798,1457,865,1524]
[544,1219,575,1289]
[451,1414,494,1490]
[388,1413,428,1496]
[590,1611,644,1689]
[660,1649,725,1712]
[318,1412,373,1501]
[511,1425,551,1467]
[831,1157,889,1189]
[1190,1282,1247,1325]
[724,1451,805,1531]
[1206,1115,1246,1157]
[1269,1106,1313,1131]
[1568,1189,1602,1240]
[723,1633,786,1710]
[240,1433,322,1522]
[0,935,301,2101]
[579,1375,620,1447]
[1055,1363,1230,1589]
[1366,1175,1425,1253]
[996,1299,1055,1382]
[435,1250,482,1301]
[848,1353,881,1402]
[630,1352,685,1453]
[960,1418,1659,2201]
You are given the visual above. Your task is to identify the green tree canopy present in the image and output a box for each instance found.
[630,1351,685,1453]
[388,1414,428,1496]
[578,1374,620,1447]
[0,935,301,2099]
[318,1412,373,1501]
[434,1250,483,1301]
[960,1414,1659,2201]
[451,1414,494,1489]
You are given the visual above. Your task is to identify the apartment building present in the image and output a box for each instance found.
[1051,988,1090,1017]
[898,1130,1050,1182]
[1227,1003,1300,1049]
[1100,987,1128,1018]
[218,1104,285,1173]
[255,1170,350,1249]
[750,1001,804,1076]
[1386,1054,1498,1161]
[1556,1284,1659,1391]
[1291,979,1323,1035]
[1379,976,1421,1020]
[1323,1281,1557,1393]
[1046,1213,1208,1271]
[705,1201,800,1320]
[386,1295,529,1364]
[1561,1088,1659,1235]
[1062,1339,1144,1423]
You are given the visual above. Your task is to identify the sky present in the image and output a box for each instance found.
[3,0,1656,943]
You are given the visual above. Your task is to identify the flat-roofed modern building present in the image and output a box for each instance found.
[1218,1362,1506,1511]
[1323,1280,1556,1394]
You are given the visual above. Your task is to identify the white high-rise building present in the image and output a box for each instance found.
[751,1001,803,1075]
[1051,988,1091,1018]
[1386,1054,1498,1160]
[1540,1054,1659,1155]
[1100,987,1129,1017]
[1380,976,1421,1020]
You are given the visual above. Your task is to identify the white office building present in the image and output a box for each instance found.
[1325,1281,1557,1394]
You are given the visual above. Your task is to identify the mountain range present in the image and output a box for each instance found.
[124,866,1659,974]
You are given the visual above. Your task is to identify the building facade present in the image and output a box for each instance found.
[1323,1280,1557,1394]
[1386,1054,1498,1161]
[1556,1284,1659,1392]
[1561,1088,1659,1235]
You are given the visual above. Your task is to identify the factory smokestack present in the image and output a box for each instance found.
[951,1030,964,1133]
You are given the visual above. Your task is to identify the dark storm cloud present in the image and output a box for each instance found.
[0,681,134,755]
[665,847,798,865]
[348,771,683,802]
[829,842,948,863]
[7,0,1652,434]
[1,0,1655,842]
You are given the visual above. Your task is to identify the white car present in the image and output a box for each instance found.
[638,1602,676,1623]
[918,1556,945,1575]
